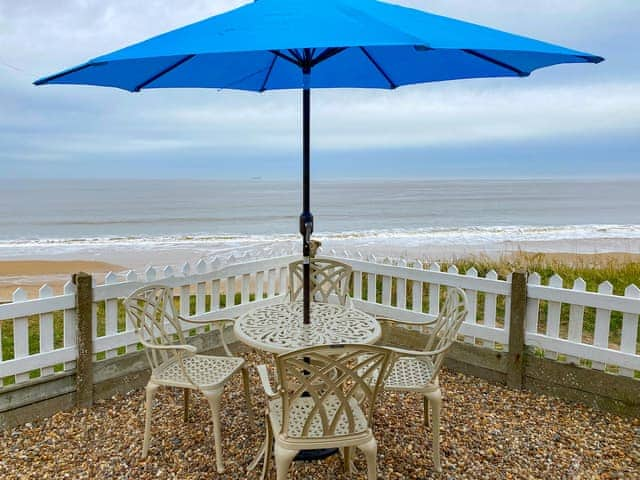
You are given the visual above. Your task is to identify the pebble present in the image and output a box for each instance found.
[0,351,638,479]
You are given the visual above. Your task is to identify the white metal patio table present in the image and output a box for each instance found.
[237,300,381,467]
[234,301,381,354]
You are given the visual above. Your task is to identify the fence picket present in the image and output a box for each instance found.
[194,261,207,334]
[256,270,265,300]
[428,263,441,315]
[267,268,276,298]
[242,273,251,304]
[544,274,563,360]
[464,268,478,344]
[104,272,119,359]
[353,269,363,300]
[525,272,541,333]
[381,258,392,306]
[504,273,512,336]
[13,288,30,383]
[567,278,586,365]
[396,258,407,308]
[63,281,77,371]
[410,259,423,313]
[366,255,377,303]
[620,284,640,376]
[125,270,139,353]
[592,281,613,370]
[38,285,55,377]
[279,266,288,295]
[91,276,98,362]
[211,279,221,310]
[226,276,236,307]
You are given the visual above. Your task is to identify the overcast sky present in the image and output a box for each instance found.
[1,0,638,179]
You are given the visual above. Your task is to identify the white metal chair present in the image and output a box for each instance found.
[124,284,254,474]
[376,287,468,472]
[253,344,393,480]
[288,258,353,306]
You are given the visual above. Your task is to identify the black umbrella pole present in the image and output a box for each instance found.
[300,84,312,325]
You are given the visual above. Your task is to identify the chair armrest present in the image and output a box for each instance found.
[256,364,279,399]
[139,339,198,355]
[178,316,235,357]
[385,344,449,358]
[376,316,437,327]
[178,315,234,327]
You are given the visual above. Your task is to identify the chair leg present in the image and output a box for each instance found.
[423,395,430,426]
[425,388,443,472]
[142,383,159,458]
[203,389,225,474]
[274,444,298,480]
[260,419,273,480]
[183,388,190,423]
[248,413,271,474]
[241,366,254,422]
[342,446,353,474]
[357,437,378,480]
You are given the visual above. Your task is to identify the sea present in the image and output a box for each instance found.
[1,178,639,270]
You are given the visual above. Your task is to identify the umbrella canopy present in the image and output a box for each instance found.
[35,0,603,325]
[35,0,602,91]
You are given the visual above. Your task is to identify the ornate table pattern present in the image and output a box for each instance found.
[234,302,381,354]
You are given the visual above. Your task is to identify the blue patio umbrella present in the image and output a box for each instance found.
[35,0,603,325]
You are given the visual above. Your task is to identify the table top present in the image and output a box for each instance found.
[234,301,381,354]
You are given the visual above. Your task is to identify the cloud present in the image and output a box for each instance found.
[0,0,638,178]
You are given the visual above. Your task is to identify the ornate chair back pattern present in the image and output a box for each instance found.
[288,258,353,306]
[423,287,468,374]
[275,344,392,440]
[124,284,186,370]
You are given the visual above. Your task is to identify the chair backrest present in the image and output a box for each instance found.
[288,258,353,305]
[275,344,392,440]
[424,287,469,374]
[124,284,184,370]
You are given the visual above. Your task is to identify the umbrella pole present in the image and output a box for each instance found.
[300,70,312,325]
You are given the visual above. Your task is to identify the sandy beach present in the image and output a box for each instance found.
[0,260,126,300]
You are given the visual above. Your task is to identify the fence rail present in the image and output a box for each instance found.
[1,251,638,421]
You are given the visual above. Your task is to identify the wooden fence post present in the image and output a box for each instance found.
[507,271,527,389]
[73,272,93,408]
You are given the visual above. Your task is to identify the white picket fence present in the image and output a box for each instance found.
[1,252,639,389]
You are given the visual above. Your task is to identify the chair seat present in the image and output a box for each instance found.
[153,354,244,389]
[384,356,435,390]
[268,394,368,438]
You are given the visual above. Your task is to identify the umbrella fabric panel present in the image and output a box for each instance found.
[356,0,595,55]
[38,45,599,93]
[90,0,597,60]
[40,56,188,91]
[91,0,422,61]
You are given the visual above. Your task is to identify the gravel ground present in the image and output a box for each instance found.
[1,351,638,479]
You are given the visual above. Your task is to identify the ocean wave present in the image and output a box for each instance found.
[1,224,639,250]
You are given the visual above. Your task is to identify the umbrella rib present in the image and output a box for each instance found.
[462,49,528,77]
[310,47,347,67]
[133,54,196,92]
[270,50,301,66]
[289,49,304,63]
[259,54,278,92]
[34,62,108,85]
[359,47,396,89]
